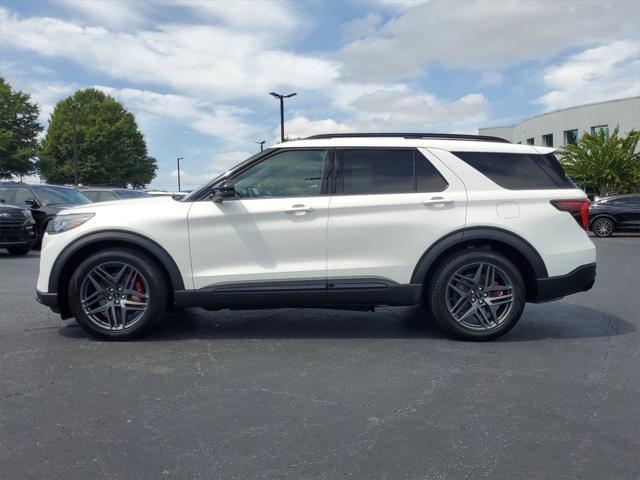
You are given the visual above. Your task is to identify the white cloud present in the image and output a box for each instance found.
[56,0,150,30]
[536,40,640,111]
[478,71,504,87]
[0,8,339,100]
[95,86,257,143]
[341,13,383,41]
[339,0,640,81]
[170,0,300,40]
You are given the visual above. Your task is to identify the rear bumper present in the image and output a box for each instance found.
[36,290,60,314]
[533,263,596,302]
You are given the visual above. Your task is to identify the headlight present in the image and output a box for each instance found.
[46,213,95,235]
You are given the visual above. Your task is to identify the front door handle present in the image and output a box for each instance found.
[423,196,454,207]
[285,204,314,214]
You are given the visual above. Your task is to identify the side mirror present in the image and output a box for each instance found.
[25,198,38,208]
[210,184,237,203]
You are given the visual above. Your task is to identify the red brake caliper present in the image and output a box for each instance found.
[489,281,503,298]
[132,276,145,303]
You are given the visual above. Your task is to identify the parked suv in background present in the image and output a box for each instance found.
[0,182,91,244]
[80,187,150,203]
[36,134,596,341]
[0,202,37,255]
[589,194,640,237]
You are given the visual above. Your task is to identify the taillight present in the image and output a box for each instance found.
[550,199,590,230]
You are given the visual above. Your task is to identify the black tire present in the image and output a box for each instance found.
[68,248,167,340]
[6,245,32,256]
[427,249,526,341]
[591,217,615,237]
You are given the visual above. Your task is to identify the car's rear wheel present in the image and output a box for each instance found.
[7,245,31,255]
[68,248,167,340]
[591,217,614,237]
[428,249,525,341]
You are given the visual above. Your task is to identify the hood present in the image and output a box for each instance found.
[60,195,177,214]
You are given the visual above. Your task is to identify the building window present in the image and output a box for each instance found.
[591,125,609,137]
[564,129,579,145]
[526,138,534,145]
[542,134,553,147]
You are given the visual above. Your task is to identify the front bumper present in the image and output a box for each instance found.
[533,263,596,302]
[36,290,60,314]
[0,224,37,247]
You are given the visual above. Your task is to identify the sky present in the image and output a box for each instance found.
[1,0,639,191]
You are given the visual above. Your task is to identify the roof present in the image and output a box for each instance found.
[275,135,552,154]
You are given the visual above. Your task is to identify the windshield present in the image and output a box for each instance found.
[183,149,275,201]
[33,185,91,205]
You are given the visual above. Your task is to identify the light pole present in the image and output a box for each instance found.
[71,103,79,186]
[269,92,297,142]
[176,157,184,192]
[255,140,266,152]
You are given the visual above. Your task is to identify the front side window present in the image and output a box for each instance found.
[339,149,447,195]
[32,185,91,205]
[0,187,33,205]
[231,150,326,198]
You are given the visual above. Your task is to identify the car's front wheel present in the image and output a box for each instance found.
[591,217,614,237]
[428,249,526,341]
[68,248,167,340]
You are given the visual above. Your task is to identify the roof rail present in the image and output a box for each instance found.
[303,133,511,143]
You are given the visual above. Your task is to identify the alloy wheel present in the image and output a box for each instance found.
[445,262,515,331]
[80,261,150,331]
[592,218,613,237]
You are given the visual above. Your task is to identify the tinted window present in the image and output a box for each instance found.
[341,149,414,195]
[0,186,33,205]
[232,150,326,198]
[32,185,91,205]
[116,189,148,199]
[416,154,448,192]
[453,152,576,190]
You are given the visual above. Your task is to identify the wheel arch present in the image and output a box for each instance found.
[49,230,185,318]
[411,227,548,302]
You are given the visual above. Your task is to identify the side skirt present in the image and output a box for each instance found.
[174,278,422,310]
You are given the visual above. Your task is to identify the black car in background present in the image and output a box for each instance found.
[589,194,640,237]
[0,182,91,243]
[0,202,37,255]
[80,187,150,202]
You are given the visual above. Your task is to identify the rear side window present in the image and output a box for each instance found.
[339,149,447,195]
[452,151,576,190]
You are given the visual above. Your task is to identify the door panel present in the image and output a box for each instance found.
[188,197,329,289]
[188,149,329,290]
[327,148,467,285]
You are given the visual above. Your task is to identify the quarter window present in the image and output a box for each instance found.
[339,149,447,195]
[232,150,326,198]
[452,151,576,190]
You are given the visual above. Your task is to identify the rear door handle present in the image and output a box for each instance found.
[423,196,454,207]
[285,204,314,214]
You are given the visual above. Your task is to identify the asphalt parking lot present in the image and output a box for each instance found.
[1,237,638,480]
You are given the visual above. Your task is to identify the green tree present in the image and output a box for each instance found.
[0,77,43,179]
[560,127,640,196]
[39,88,156,188]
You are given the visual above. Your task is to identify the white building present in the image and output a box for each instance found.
[479,96,640,147]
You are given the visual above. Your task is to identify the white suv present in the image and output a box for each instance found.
[36,134,596,341]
